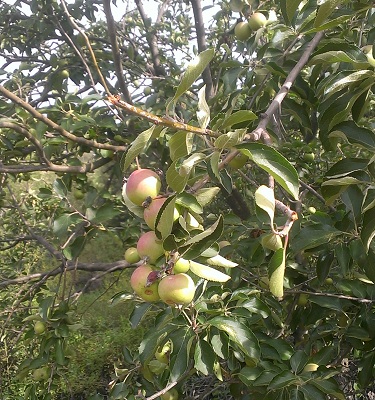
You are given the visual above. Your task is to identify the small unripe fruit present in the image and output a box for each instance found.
[126,169,161,206]
[59,69,69,79]
[161,388,179,400]
[130,264,160,302]
[172,257,190,274]
[32,367,50,381]
[124,247,140,264]
[158,274,195,306]
[143,86,152,95]
[228,151,249,169]
[303,153,315,162]
[137,231,164,263]
[73,189,84,200]
[234,22,252,41]
[308,206,316,214]
[297,294,309,307]
[34,321,46,335]
[155,341,171,364]
[248,12,267,30]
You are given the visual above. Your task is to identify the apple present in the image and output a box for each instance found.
[59,69,69,79]
[143,197,179,230]
[228,151,249,169]
[124,247,140,264]
[126,169,161,206]
[261,233,283,251]
[32,367,50,381]
[158,273,195,306]
[130,264,160,302]
[73,189,84,200]
[248,12,267,30]
[100,149,114,159]
[143,86,152,95]
[297,294,309,307]
[161,388,179,400]
[172,257,190,274]
[234,22,252,42]
[155,341,171,364]
[303,153,315,162]
[34,321,46,335]
[303,363,319,372]
[137,231,164,263]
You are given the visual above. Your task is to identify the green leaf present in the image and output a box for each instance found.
[197,85,210,129]
[169,329,194,382]
[122,126,157,171]
[236,143,299,200]
[290,350,309,374]
[169,131,193,161]
[167,48,215,114]
[358,352,375,388]
[316,251,334,282]
[290,224,341,252]
[194,338,215,375]
[139,325,174,363]
[166,160,189,193]
[282,0,302,24]
[90,204,121,224]
[311,378,345,399]
[314,0,343,28]
[214,129,247,149]
[301,383,329,400]
[179,152,206,177]
[193,187,221,207]
[269,370,299,389]
[239,366,263,386]
[53,213,82,237]
[268,248,286,298]
[255,185,275,226]
[130,303,152,328]
[361,207,375,252]
[176,193,203,214]
[329,121,375,151]
[308,294,351,312]
[155,195,177,239]
[189,260,231,282]
[220,111,256,130]
[208,317,260,360]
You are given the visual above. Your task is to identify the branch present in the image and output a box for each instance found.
[103,0,133,103]
[0,260,134,288]
[245,31,325,141]
[190,0,214,99]
[134,0,165,76]
[0,85,127,152]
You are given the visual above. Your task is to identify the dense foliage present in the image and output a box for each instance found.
[0,0,375,399]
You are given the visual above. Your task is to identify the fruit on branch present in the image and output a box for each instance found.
[297,294,309,307]
[261,233,283,251]
[234,22,252,41]
[155,341,171,364]
[158,273,195,305]
[172,257,190,274]
[124,247,140,264]
[228,151,249,169]
[248,12,267,30]
[303,153,315,162]
[130,264,160,302]
[126,169,161,206]
[73,189,84,200]
[143,197,179,230]
[59,69,69,79]
[143,86,152,95]
[100,149,115,159]
[32,367,50,381]
[303,363,319,372]
[137,231,164,263]
[161,388,179,400]
[34,321,46,335]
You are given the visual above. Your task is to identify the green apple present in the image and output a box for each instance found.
[303,153,315,162]
[158,273,195,306]
[73,189,84,200]
[124,247,140,264]
[248,12,267,30]
[155,341,171,364]
[34,321,46,335]
[32,367,50,381]
[297,294,309,307]
[234,22,252,41]
[228,151,249,169]
[172,257,190,274]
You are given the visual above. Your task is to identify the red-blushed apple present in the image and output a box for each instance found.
[143,197,179,230]
[137,231,164,263]
[161,388,179,400]
[158,273,195,306]
[172,257,190,274]
[130,264,160,302]
[248,12,267,30]
[124,247,140,264]
[125,169,161,206]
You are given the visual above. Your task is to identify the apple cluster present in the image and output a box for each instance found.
[234,12,269,42]
[123,168,196,306]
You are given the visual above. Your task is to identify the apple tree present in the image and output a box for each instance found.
[0,0,375,398]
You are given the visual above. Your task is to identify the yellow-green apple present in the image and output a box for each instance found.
[161,388,179,400]
[261,233,283,251]
[124,247,140,264]
[34,321,46,335]
[234,22,252,41]
[158,273,195,305]
[32,367,50,381]
[303,363,319,372]
[248,12,267,30]
[172,257,190,274]
[125,169,161,206]
[228,151,249,169]
[155,341,171,364]
[143,197,179,230]
[137,231,164,263]
[130,264,160,302]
